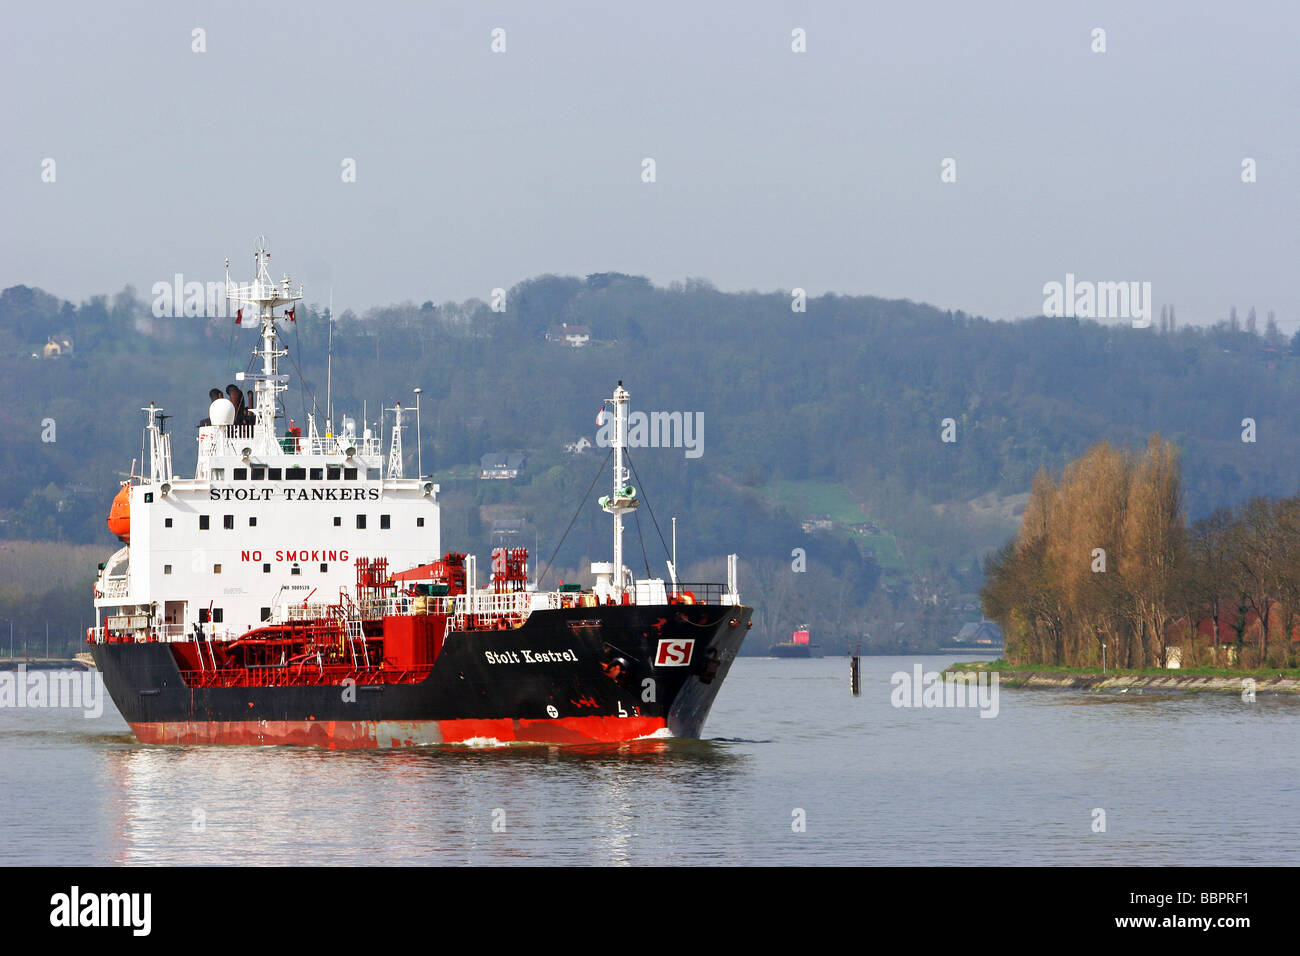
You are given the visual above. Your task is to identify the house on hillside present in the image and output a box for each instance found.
[42,334,73,358]
[564,436,592,455]
[479,452,526,480]
[953,621,1004,646]
[545,323,591,348]
[801,515,833,533]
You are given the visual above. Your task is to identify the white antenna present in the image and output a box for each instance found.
[670,516,678,597]
[224,238,301,440]
[598,382,639,599]
[326,287,334,430]
[387,403,404,479]
[413,387,423,478]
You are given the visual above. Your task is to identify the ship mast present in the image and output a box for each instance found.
[225,236,302,445]
[599,382,639,599]
[387,403,404,479]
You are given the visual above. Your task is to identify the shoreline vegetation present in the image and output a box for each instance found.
[981,434,1300,673]
[945,659,1300,696]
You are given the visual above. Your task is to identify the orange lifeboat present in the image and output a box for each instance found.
[106,483,131,542]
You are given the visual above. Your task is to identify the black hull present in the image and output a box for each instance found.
[91,603,751,745]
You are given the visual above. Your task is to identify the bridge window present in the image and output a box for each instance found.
[320,563,328,572]
[356,514,367,529]
[165,518,173,528]
[291,565,301,576]
[164,564,172,574]
[263,564,270,573]
[251,466,265,480]
[333,517,341,526]
[417,517,424,527]
[286,467,306,480]
[268,467,282,480]
[367,468,381,480]
[327,466,340,480]
[199,515,209,530]
[310,468,323,480]
[344,467,358,480]
[380,514,390,530]
[260,607,271,621]
[223,515,234,529]
[211,469,224,481]
[214,564,222,574]
[249,517,257,527]
[233,468,247,480]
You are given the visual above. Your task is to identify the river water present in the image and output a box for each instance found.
[2,655,1296,865]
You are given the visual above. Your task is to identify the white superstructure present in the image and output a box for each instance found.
[93,241,440,642]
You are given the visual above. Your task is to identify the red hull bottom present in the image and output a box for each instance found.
[129,715,669,748]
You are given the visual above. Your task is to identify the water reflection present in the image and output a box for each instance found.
[9,657,1300,864]
[98,737,746,865]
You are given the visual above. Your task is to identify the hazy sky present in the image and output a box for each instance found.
[4,1,1297,327]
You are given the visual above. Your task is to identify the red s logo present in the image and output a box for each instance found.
[655,639,695,667]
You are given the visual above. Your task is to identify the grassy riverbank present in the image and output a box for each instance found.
[943,659,1300,695]
[948,659,1300,679]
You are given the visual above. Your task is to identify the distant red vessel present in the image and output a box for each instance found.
[769,626,822,658]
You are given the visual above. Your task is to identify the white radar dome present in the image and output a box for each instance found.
[209,397,236,426]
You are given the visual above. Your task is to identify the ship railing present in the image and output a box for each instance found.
[529,591,563,613]
[457,590,533,616]
[300,435,382,457]
[86,624,237,644]
[668,582,733,605]
[179,664,434,689]
[197,426,258,458]
[550,590,602,610]
[285,602,336,622]
[197,427,382,459]
[450,590,534,630]
[357,595,457,618]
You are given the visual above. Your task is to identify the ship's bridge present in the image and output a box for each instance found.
[195,422,385,481]
[91,239,444,646]
[197,425,382,461]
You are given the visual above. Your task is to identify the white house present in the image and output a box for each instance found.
[546,323,591,347]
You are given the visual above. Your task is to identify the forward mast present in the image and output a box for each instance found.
[224,235,300,453]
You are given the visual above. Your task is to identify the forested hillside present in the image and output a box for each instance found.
[1,275,1297,656]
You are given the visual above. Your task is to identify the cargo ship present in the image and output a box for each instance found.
[769,627,821,658]
[88,241,752,746]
